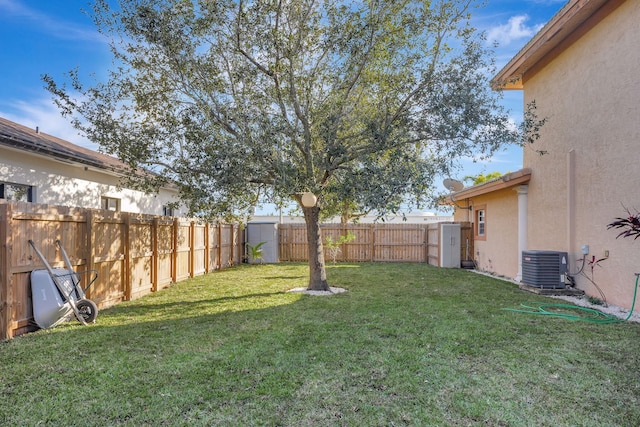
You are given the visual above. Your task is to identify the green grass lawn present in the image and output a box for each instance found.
[2,263,639,426]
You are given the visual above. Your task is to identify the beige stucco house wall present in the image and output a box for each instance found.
[450,170,531,280]
[490,0,640,309]
[468,190,518,278]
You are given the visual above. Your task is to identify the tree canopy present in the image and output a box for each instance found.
[45,0,546,290]
[463,171,507,186]
[45,0,527,222]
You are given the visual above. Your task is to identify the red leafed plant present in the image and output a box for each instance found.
[607,206,640,239]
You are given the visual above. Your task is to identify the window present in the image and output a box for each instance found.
[162,205,175,217]
[101,196,120,212]
[0,182,34,202]
[477,210,485,235]
[474,205,486,240]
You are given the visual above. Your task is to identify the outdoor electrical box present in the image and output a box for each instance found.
[439,223,461,268]
[246,222,279,263]
[521,250,568,289]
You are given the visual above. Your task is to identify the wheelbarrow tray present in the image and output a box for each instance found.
[31,268,79,329]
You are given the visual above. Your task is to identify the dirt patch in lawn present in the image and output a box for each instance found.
[287,287,347,296]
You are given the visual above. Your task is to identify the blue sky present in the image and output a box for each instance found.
[0,0,567,211]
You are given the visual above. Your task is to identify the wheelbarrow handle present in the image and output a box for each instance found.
[82,270,99,293]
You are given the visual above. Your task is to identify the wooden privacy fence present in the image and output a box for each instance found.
[0,202,242,340]
[279,222,473,264]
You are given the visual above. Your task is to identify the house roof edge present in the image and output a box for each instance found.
[491,0,625,90]
[449,168,532,200]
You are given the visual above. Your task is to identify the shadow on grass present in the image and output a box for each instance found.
[101,290,297,324]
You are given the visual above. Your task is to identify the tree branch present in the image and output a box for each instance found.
[235,0,274,78]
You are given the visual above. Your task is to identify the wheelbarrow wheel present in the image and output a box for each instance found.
[76,299,98,323]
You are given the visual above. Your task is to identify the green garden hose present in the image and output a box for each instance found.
[503,274,639,324]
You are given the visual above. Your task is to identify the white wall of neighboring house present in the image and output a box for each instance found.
[522,0,640,308]
[0,143,185,216]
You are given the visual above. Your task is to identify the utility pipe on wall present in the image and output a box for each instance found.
[567,149,576,256]
[515,185,529,282]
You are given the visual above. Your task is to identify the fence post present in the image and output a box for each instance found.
[204,222,210,273]
[152,217,159,292]
[189,221,195,278]
[423,227,428,263]
[85,210,95,300]
[217,223,222,269]
[239,224,244,264]
[172,217,178,283]
[434,224,441,266]
[340,223,347,262]
[234,224,240,265]
[230,224,234,266]
[370,224,376,262]
[0,203,14,340]
[123,212,132,301]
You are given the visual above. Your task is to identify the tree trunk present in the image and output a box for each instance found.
[303,205,330,291]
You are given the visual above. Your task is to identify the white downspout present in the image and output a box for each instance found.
[515,185,529,282]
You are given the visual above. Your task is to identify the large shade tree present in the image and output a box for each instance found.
[46,0,535,291]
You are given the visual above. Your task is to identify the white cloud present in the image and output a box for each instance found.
[0,98,98,150]
[486,15,544,47]
[0,0,105,43]
[0,0,24,15]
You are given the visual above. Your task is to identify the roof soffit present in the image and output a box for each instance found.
[491,0,626,90]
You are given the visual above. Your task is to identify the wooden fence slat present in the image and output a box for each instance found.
[370,225,375,262]
[0,204,13,339]
[124,213,131,301]
[427,223,440,266]
[172,217,178,283]
[189,221,195,278]
[86,210,95,300]
[204,223,210,273]
[460,222,474,264]
[127,214,154,300]
[152,217,159,293]
[156,220,174,289]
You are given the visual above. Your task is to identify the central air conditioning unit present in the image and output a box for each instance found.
[521,250,568,289]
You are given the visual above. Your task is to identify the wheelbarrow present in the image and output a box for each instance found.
[28,239,98,329]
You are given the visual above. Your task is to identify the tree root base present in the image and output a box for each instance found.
[287,287,347,296]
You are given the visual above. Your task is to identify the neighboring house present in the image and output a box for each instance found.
[450,0,640,310]
[249,212,453,224]
[0,116,184,216]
